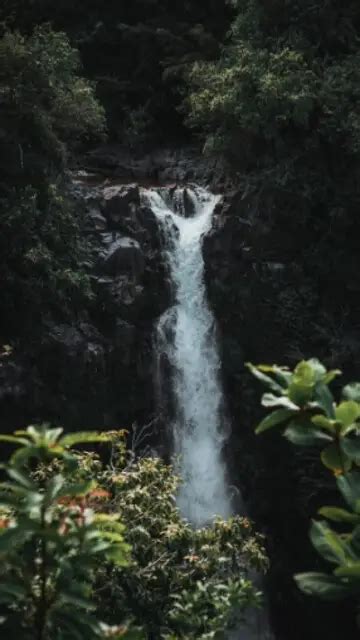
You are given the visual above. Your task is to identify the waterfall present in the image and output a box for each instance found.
[142,185,232,526]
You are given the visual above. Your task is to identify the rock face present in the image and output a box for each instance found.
[0,170,171,438]
[203,185,360,640]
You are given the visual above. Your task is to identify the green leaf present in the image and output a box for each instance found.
[284,424,332,447]
[335,401,360,428]
[323,370,342,385]
[343,383,360,403]
[335,563,360,579]
[256,365,291,388]
[0,528,32,553]
[311,415,337,433]
[340,437,360,465]
[287,361,318,406]
[0,435,29,446]
[44,474,65,504]
[318,506,360,524]
[307,359,326,380]
[321,444,349,473]
[60,431,112,448]
[246,363,284,393]
[337,472,360,511]
[7,467,36,490]
[261,393,299,410]
[294,572,351,600]
[314,382,335,418]
[309,520,349,564]
[255,409,295,434]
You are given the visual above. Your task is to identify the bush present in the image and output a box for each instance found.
[0,184,95,337]
[0,25,106,170]
[0,426,268,639]
[249,358,360,608]
[0,426,135,639]
[186,0,360,199]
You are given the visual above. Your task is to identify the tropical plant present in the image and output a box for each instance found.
[0,184,95,336]
[69,434,268,639]
[0,25,106,170]
[0,426,267,640]
[0,425,137,640]
[249,358,360,602]
[186,0,360,202]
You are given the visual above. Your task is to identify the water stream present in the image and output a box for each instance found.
[142,185,231,526]
[142,185,272,639]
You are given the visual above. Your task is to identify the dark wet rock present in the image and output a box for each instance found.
[102,183,140,226]
[86,204,107,232]
[98,234,145,279]
[203,183,360,640]
[82,145,228,188]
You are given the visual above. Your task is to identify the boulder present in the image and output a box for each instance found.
[102,184,140,227]
[98,233,145,279]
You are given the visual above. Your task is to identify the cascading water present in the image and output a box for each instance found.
[142,184,273,640]
[142,185,232,526]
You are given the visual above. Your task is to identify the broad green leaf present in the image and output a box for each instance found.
[341,437,360,465]
[314,382,335,418]
[246,363,284,393]
[255,409,295,434]
[284,424,332,447]
[323,370,342,385]
[343,383,360,403]
[318,506,360,524]
[295,572,351,600]
[309,520,349,564]
[335,401,360,428]
[311,415,337,433]
[7,468,36,490]
[337,472,360,511]
[294,361,316,385]
[321,443,350,474]
[307,358,326,380]
[256,365,291,388]
[261,393,299,410]
[287,361,318,405]
[44,474,65,504]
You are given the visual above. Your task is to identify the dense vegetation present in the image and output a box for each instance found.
[188,0,360,205]
[250,359,360,618]
[0,26,105,338]
[0,425,267,639]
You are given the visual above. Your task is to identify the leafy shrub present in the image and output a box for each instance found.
[249,358,360,604]
[186,0,360,200]
[0,25,106,169]
[0,426,268,639]
[0,425,136,639]
[73,434,268,639]
[0,184,95,337]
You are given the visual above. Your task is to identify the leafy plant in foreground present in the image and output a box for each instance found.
[0,425,135,640]
[72,435,268,639]
[248,358,360,602]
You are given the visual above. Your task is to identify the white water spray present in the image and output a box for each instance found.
[142,186,232,525]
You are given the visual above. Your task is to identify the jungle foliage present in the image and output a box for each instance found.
[0,26,105,338]
[250,358,360,613]
[0,425,267,640]
[187,0,360,203]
